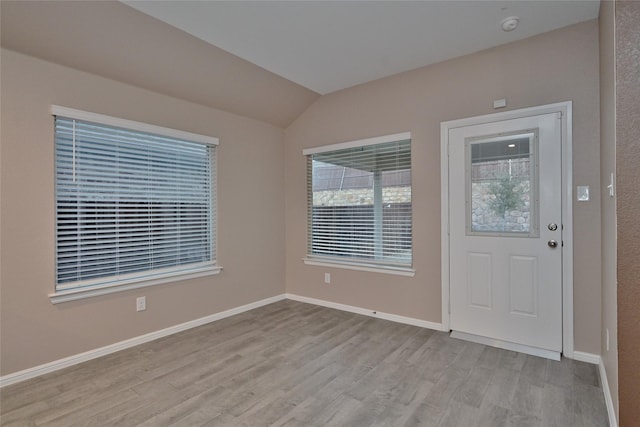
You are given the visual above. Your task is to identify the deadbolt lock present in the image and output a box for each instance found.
[548,223,558,231]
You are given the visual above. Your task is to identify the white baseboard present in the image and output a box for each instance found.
[285,293,443,331]
[0,294,286,388]
[9,289,614,424]
[598,356,619,427]
[572,350,601,365]
[0,293,440,388]
[572,351,617,427]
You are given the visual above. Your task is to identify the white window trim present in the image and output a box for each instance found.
[303,132,410,155]
[303,257,415,277]
[50,106,219,146]
[49,265,222,304]
[51,105,221,304]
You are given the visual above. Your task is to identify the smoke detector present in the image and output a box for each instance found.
[501,16,520,32]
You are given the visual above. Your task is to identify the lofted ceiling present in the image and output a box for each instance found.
[0,1,319,128]
[1,1,600,127]
[124,1,600,95]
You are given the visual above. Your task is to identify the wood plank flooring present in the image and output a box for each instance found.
[0,300,608,426]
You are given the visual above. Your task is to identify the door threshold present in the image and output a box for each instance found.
[450,330,561,361]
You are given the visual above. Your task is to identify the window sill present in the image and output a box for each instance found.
[49,265,222,304]
[303,258,415,277]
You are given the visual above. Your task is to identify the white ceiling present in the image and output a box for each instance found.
[124,1,600,95]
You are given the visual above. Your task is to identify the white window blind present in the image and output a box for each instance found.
[306,136,412,267]
[54,115,216,291]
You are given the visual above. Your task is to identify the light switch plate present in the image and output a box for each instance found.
[577,185,590,201]
[608,172,615,197]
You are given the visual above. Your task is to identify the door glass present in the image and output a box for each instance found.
[466,130,538,236]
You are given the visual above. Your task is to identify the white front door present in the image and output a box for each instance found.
[447,112,563,358]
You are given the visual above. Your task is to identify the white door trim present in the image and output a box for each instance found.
[440,101,574,358]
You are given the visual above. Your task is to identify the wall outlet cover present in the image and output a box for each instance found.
[136,296,146,311]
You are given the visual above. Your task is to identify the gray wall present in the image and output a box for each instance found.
[285,20,602,354]
[0,49,286,375]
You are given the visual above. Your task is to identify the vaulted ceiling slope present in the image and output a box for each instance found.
[0,1,320,128]
[125,1,600,95]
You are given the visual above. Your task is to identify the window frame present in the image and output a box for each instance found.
[49,106,221,304]
[464,130,540,238]
[303,132,415,277]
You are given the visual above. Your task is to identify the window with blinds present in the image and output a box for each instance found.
[305,134,412,268]
[54,110,217,292]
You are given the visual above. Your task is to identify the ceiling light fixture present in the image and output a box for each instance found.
[501,16,520,32]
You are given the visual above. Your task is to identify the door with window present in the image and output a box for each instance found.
[447,112,563,357]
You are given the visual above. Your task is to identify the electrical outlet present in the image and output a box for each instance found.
[136,296,146,312]
[324,273,331,284]
[493,98,507,109]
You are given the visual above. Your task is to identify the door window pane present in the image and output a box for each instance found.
[466,131,538,236]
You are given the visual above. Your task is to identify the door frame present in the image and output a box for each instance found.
[440,101,574,358]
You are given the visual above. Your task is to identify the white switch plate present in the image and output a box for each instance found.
[577,185,590,201]
[607,172,615,197]
[324,273,331,284]
[136,296,146,312]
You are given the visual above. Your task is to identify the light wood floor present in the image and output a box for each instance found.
[1,300,608,426]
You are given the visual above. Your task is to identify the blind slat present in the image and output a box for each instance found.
[55,115,216,287]
[307,138,412,266]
